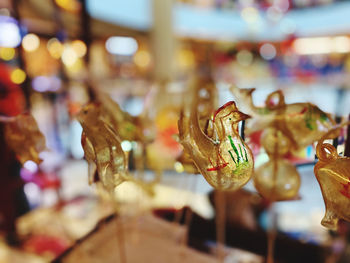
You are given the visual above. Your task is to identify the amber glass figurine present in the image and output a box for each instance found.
[254,157,300,201]
[77,102,157,195]
[97,92,144,142]
[179,97,253,191]
[230,86,335,151]
[314,122,350,229]
[77,103,128,191]
[2,113,46,164]
[254,128,301,201]
[230,86,335,201]
[177,77,218,174]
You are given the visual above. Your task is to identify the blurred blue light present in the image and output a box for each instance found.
[0,16,21,47]
[105,36,138,56]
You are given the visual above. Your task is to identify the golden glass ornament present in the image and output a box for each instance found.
[77,103,127,191]
[314,123,350,229]
[77,103,157,195]
[179,99,254,191]
[231,86,336,201]
[177,77,218,174]
[254,158,300,201]
[2,113,46,164]
[261,128,291,156]
[98,92,144,142]
[230,86,335,151]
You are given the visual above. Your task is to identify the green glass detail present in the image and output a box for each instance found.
[304,105,315,131]
[257,107,270,115]
[320,113,328,122]
[228,135,241,164]
[243,145,248,162]
[239,137,249,162]
[228,150,237,164]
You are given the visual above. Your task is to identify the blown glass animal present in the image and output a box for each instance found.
[177,77,218,174]
[77,103,128,191]
[230,86,335,201]
[179,98,254,191]
[230,86,335,151]
[2,113,46,164]
[77,103,156,195]
[314,123,350,230]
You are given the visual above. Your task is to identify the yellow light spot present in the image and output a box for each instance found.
[47,38,63,59]
[55,0,80,12]
[65,58,83,72]
[0,47,15,60]
[174,161,184,173]
[241,7,259,24]
[62,45,78,66]
[22,33,40,52]
[11,68,26,84]
[71,40,87,57]
[133,50,151,68]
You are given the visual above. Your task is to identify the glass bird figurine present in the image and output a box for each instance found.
[178,98,254,191]
[77,102,157,195]
[77,103,128,192]
[230,86,335,201]
[230,86,335,151]
[177,77,218,174]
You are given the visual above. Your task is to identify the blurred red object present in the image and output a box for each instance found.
[21,169,61,190]
[23,235,69,258]
[0,64,25,116]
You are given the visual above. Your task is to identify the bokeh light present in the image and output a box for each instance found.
[174,161,184,173]
[32,76,61,92]
[55,0,80,12]
[23,160,38,173]
[293,36,350,55]
[47,38,63,59]
[10,68,26,84]
[0,19,21,47]
[66,58,83,72]
[121,140,132,152]
[134,50,151,68]
[241,7,259,24]
[260,43,277,60]
[22,33,40,52]
[71,40,87,57]
[105,36,138,56]
[0,47,15,60]
[62,45,78,66]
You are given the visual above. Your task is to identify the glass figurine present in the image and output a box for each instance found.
[3,113,46,164]
[179,97,254,191]
[314,123,350,229]
[231,86,335,201]
[77,103,127,191]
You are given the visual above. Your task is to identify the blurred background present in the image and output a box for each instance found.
[0,0,350,262]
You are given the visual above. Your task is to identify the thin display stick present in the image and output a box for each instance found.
[215,190,226,263]
[344,115,350,157]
